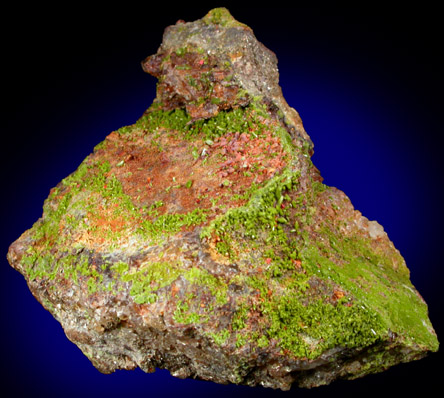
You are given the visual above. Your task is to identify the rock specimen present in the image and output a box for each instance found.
[7,8,438,390]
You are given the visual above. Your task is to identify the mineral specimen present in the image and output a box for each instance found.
[7,7,438,390]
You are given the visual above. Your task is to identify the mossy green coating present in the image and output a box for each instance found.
[20,100,438,360]
[137,208,208,242]
[174,299,204,324]
[122,262,181,304]
[184,267,228,305]
[202,8,248,28]
[7,7,438,390]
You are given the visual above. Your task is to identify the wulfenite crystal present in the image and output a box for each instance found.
[7,8,438,390]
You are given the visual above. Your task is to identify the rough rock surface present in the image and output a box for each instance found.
[7,8,438,390]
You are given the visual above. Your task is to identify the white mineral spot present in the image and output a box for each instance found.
[368,221,385,239]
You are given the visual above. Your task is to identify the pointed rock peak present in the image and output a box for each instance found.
[7,7,438,392]
[141,8,309,143]
[201,7,249,28]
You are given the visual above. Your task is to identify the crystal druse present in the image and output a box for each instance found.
[7,8,438,390]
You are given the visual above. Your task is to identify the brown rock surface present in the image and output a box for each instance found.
[7,8,438,390]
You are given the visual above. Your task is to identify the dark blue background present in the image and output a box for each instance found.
[1,3,442,397]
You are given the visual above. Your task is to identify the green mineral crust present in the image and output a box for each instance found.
[7,8,438,390]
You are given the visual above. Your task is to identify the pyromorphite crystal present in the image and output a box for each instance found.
[7,7,438,390]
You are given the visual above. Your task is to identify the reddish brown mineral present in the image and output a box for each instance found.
[7,8,438,390]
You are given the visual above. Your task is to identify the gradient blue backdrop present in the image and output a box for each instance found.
[1,3,442,397]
